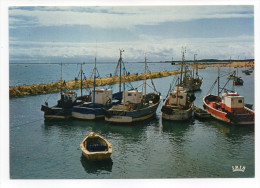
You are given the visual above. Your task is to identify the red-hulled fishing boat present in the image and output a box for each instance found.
[203,91,254,125]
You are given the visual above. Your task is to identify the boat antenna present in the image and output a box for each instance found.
[93,57,97,104]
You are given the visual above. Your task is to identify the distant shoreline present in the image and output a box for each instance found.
[9,59,255,65]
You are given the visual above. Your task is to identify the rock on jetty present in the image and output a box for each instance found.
[9,70,183,97]
[189,60,254,69]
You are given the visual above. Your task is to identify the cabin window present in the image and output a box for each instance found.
[179,96,183,99]
[238,100,243,103]
[128,93,132,96]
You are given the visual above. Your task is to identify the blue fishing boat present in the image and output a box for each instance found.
[104,51,162,123]
[72,58,114,120]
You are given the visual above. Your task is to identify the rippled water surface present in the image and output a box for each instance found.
[9,64,255,178]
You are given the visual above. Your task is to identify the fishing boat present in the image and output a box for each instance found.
[72,58,114,120]
[229,68,243,86]
[193,106,211,119]
[161,87,195,121]
[233,76,243,86]
[177,53,202,92]
[80,132,112,161]
[104,51,162,123]
[41,64,90,120]
[203,69,254,125]
[161,49,196,121]
[41,91,83,120]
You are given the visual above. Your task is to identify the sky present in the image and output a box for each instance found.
[9,6,254,63]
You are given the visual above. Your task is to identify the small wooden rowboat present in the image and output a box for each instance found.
[193,106,211,119]
[80,132,112,161]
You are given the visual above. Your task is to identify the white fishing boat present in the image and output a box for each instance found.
[161,87,195,121]
[104,51,161,123]
[161,49,196,121]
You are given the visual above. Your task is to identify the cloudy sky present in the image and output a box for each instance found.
[9,6,254,63]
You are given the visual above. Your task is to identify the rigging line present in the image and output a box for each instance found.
[219,78,232,94]
[133,83,144,89]
[207,79,218,95]
[220,72,234,78]
[146,83,154,90]
[44,93,53,103]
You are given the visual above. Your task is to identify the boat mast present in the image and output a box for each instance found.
[60,63,63,81]
[144,54,147,97]
[119,49,124,92]
[80,63,83,97]
[217,67,220,96]
[93,57,97,104]
[60,63,63,93]
[176,77,180,105]
[180,47,185,85]
[194,54,197,78]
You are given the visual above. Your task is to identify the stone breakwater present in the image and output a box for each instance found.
[9,70,183,97]
[189,60,254,69]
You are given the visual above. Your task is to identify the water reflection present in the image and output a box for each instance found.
[162,119,193,135]
[80,155,113,175]
[206,119,254,140]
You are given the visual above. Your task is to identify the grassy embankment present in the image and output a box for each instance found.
[9,70,183,97]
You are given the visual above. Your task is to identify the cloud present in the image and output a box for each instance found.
[9,6,253,29]
[9,35,254,63]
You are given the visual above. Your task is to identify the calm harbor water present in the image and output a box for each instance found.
[9,63,255,178]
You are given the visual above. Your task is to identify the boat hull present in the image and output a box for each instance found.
[105,111,156,123]
[72,112,104,120]
[161,106,192,121]
[82,151,112,161]
[72,103,106,120]
[41,105,72,120]
[203,95,254,125]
